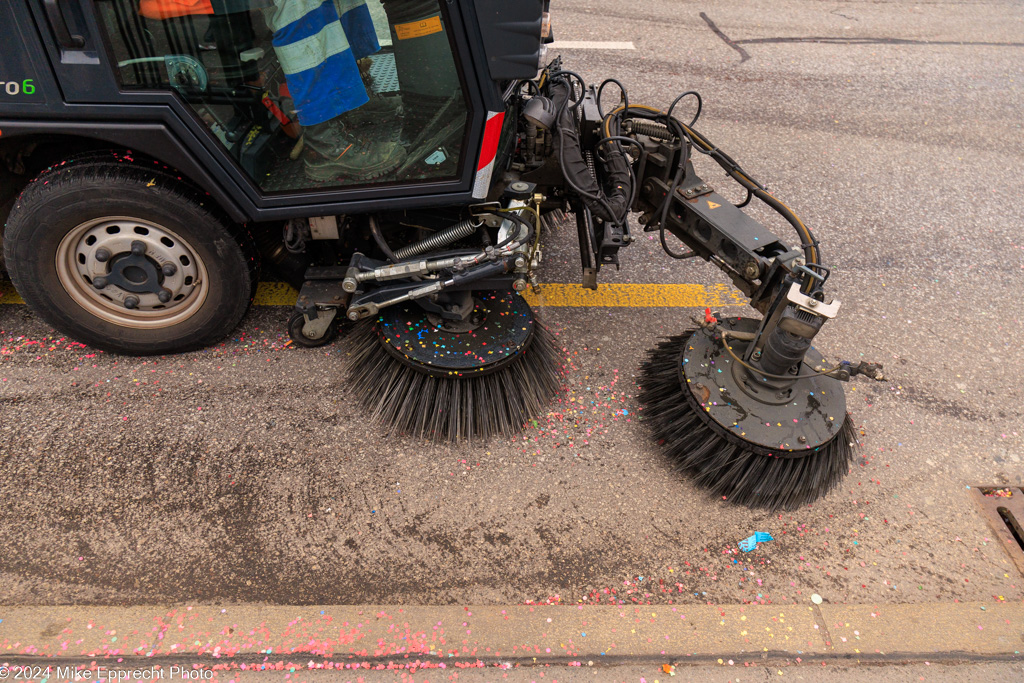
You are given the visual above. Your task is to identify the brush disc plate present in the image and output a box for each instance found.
[682,317,848,456]
[376,291,536,377]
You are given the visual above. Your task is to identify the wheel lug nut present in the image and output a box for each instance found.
[130,241,147,256]
[123,295,140,310]
[95,248,112,263]
[93,277,108,290]
[162,263,177,277]
[157,289,172,303]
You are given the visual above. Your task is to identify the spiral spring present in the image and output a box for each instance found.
[626,119,674,140]
[393,218,481,260]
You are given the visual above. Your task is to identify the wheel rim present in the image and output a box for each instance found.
[55,216,209,329]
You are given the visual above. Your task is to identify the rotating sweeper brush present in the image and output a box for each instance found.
[344,292,562,441]
[639,318,857,510]
[526,64,874,509]
[325,200,565,442]
[607,94,866,509]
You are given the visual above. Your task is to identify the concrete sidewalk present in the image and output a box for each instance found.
[1,603,1020,672]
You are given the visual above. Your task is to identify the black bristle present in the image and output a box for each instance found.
[344,320,563,441]
[639,333,856,511]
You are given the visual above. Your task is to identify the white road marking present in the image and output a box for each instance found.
[548,40,636,50]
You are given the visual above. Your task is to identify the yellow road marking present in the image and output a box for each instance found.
[1,280,745,309]
[253,281,301,306]
[0,280,24,305]
[524,283,744,308]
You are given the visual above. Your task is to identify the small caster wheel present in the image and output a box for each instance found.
[288,310,339,348]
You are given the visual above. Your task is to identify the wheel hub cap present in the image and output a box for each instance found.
[56,217,208,328]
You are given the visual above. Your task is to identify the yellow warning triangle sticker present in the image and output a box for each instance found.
[707,200,721,209]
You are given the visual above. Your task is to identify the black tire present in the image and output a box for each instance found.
[287,311,340,348]
[3,159,259,355]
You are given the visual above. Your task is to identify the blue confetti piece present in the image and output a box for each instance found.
[738,531,774,552]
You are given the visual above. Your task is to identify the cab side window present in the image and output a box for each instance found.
[96,0,471,192]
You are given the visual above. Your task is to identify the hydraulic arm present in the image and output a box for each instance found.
[519,63,878,508]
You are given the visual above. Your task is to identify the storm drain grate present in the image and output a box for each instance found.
[970,485,1024,576]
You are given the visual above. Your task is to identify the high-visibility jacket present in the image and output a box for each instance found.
[138,0,213,20]
[139,0,268,18]
[264,0,380,126]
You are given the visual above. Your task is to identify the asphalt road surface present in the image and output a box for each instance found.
[1,0,1022,620]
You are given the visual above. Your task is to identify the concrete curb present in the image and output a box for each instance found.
[1,603,1020,668]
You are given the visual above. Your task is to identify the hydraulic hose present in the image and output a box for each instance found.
[604,103,822,288]
[550,80,631,225]
[370,215,399,263]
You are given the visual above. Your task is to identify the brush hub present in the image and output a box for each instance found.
[375,291,537,377]
[681,317,848,456]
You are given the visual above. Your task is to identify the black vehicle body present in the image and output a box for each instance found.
[0,0,545,225]
[0,1,863,509]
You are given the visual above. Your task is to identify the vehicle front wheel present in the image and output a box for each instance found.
[3,159,258,355]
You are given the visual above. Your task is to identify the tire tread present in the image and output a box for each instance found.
[4,154,260,354]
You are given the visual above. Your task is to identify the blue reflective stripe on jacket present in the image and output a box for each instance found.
[265,0,380,126]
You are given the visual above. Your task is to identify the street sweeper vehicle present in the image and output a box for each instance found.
[0,0,878,509]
